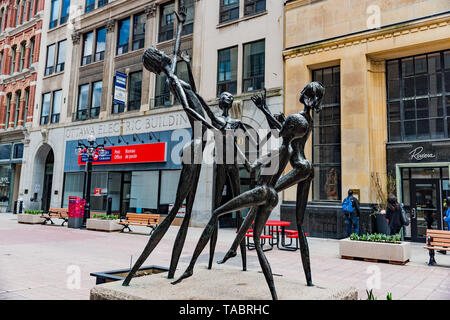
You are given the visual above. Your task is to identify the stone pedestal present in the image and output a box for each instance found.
[17,214,45,224]
[90,264,358,300]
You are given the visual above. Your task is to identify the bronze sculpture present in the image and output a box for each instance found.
[172,82,325,300]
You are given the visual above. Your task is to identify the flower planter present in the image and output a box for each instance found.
[339,238,410,264]
[17,214,45,224]
[87,219,122,232]
[90,265,169,285]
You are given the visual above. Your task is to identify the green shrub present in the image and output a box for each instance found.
[92,214,119,220]
[350,233,401,244]
[24,210,43,215]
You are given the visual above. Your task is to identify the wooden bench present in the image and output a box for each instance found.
[41,208,69,226]
[424,229,450,266]
[118,213,160,235]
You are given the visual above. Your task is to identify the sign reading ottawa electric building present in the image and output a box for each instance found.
[65,112,189,140]
[78,143,167,165]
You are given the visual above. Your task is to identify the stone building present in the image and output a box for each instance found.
[19,0,284,227]
[282,0,450,241]
[0,0,43,212]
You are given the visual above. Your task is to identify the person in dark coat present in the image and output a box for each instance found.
[386,194,404,235]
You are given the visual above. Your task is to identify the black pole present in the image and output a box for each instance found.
[83,152,93,228]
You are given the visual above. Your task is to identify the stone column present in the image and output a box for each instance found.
[102,20,115,114]
[141,4,157,111]
[17,95,26,127]
[27,83,36,124]
[0,93,5,130]
[68,32,81,118]
[14,46,21,73]
[24,41,31,69]
[8,93,16,128]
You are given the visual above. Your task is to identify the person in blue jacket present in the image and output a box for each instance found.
[342,190,360,236]
[444,196,450,231]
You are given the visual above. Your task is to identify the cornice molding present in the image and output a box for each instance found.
[283,14,450,60]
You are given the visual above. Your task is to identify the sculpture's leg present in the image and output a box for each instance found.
[253,204,278,300]
[295,177,314,287]
[208,164,226,270]
[172,187,268,284]
[218,207,256,265]
[227,165,246,271]
[122,164,197,286]
[168,165,201,278]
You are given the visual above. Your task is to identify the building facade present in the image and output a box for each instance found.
[282,0,450,241]
[0,0,43,212]
[19,0,285,227]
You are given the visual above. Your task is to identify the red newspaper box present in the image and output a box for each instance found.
[68,196,86,228]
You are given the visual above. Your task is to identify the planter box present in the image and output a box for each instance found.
[87,219,122,232]
[339,238,410,264]
[17,214,45,224]
[90,265,169,285]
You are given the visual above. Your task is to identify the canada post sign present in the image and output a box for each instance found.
[78,143,167,165]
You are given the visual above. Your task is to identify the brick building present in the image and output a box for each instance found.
[0,0,43,212]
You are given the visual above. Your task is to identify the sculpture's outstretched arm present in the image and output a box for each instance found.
[251,90,282,131]
[171,6,187,74]
[196,92,225,129]
[178,52,197,94]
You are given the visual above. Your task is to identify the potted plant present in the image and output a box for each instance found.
[340,232,410,264]
[87,214,122,232]
[17,210,45,224]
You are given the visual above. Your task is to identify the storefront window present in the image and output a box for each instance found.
[387,50,450,141]
[312,66,342,201]
[130,171,159,210]
[160,170,181,205]
[0,165,11,206]
[13,143,23,159]
[63,172,84,207]
[0,145,11,160]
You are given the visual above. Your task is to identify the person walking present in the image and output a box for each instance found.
[342,190,360,237]
[444,196,450,231]
[386,194,405,236]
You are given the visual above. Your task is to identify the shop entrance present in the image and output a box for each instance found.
[42,150,54,211]
[410,180,441,242]
[107,172,131,217]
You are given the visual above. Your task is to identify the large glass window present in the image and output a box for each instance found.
[132,13,146,51]
[51,90,62,123]
[56,40,66,72]
[5,95,11,127]
[61,0,70,24]
[128,71,142,111]
[63,173,84,208]
[95,27,106,62]
[29,37,34,66]
[387,50,450,141]
[0,165,12,207]
[10,46,16,75]
[244,0,266,16]
[159,2,174,43]
[41,93,51,125]
[85,0,95,13]
[19,43,26,72]
[220,0,239,23]
[82,32,93,65]
[14,92,20,127]
[45,44,55,76]
[130,171,159,210]
[50,0,60,29]
[182,0,195,36]
[91,81,102,118]
[312,66,341,201]
[117,18,130,55]
[24,89,29,125]
[217,46,238,95]
[159,170,181,205]
[77,84,90,120]
[155,74,171,107]
[243,39,265,92]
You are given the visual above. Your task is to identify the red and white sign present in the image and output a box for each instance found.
[169,204,186,217]
[78,143,167,165]
[94,188,102,196]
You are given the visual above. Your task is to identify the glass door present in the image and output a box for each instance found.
[410,180,441,242]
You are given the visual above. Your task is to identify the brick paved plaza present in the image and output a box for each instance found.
[0,213,449,300]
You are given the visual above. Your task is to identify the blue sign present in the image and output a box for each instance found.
[79,149,112,164]
[114,72,127,105]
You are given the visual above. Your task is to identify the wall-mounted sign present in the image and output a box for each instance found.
[169,204,186,218]
[78,143,167,165]
[113,72,127,105]
[409,146,436,161]
[94,188,102,196]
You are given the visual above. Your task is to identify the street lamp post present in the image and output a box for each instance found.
[76,135,105,228]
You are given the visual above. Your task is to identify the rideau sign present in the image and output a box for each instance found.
[78,143,167,165]
[409,146,436,161]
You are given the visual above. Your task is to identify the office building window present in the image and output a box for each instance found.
[159,2,174,43]
[128,71,142,111]
[77,84,90,120]
[24,88,29,125]
[82,31,93,65]
[132,13,146,51]
[98,0,108,8]
[50,0,60,29]
[5,94,11,127]
[15,0,20,26]
[387,50,450,141]
[91,81,102,118]
[85,0,95,13]
[220,0,239,24]
[29,37,34,66]
[22,1,27,23]
[243,39,265,92]
[61,0,70,24]
[56,40,66,72]
[45,44,55,76]
[10,46,17,74]
[28,0,33,20]
[41,93,51,125]
[51,90,62,123]
[217,46,238,95]
[312,66,341,201]
[155,74,171,107]
[95,27,106,62]
[182,0,195,36]
[14,91,20,127]
[19,42,26,72]
[244,0,266,16]
[117,18,130,55]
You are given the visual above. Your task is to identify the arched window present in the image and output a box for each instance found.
[24,88,29,124]
[15,1,21,26]
[29,37,34,66]
[28,0,33,19]
[10,46,17,74]
[5,93,12,127]
[22,1,27,23]
[0,8,4,31]
[19,42,26,71]
[14,90,21,127]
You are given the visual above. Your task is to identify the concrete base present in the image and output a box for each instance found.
[90,264,358,300]
[86,219,122,232]
[17,214,45,224]
[339,238,411,263]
